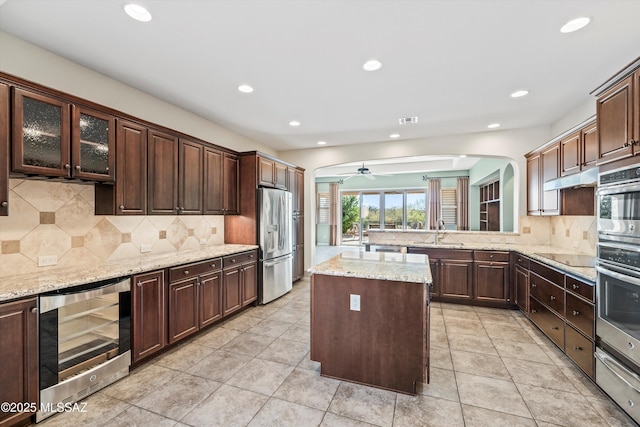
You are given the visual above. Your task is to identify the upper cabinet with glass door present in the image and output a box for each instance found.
[12,88,114,182]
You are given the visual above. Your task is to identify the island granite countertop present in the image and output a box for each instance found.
[0,243,258,302]
[310,250,432,284]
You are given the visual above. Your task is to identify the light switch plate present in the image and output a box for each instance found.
[350,294,361,311]
[140,244,152,253]
[38,255,58,267]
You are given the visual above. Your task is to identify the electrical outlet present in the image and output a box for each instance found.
[350,294,361,311]
[140,244,152,253]
[38,255,58,267]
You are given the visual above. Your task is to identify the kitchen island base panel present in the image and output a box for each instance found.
[310,274,428,394]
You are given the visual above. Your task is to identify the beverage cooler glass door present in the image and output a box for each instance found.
[596,265,640,366]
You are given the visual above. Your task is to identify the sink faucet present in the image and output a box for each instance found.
[435,219,445,244]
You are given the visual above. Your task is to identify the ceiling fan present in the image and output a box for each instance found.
[340,163,394,181]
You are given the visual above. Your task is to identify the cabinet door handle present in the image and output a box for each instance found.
[550,295,556,301]
[137,281,142,287]
[573,346,583,351]
[184,270,189,275]
[531,309,537,313]
[64,163,71,169]
[552,326,560,330]
[211,263,216,268]
[489,254,494,258]
[531,283,536,288]
[31,307,38,314]
[572,284,579,290]
[119,205,125,210]
[0,201,7,208]
[75,165,81,171]
[572,310,580,316]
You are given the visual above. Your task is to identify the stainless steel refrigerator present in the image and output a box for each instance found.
[258,187,293,304]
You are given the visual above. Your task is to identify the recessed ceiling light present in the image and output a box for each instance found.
[124,3,152,22]
[487,123,501,129]
[289,121,301,127]
[363,59,382,71]
[460,155,467,158]
[317,141,327,145]
[389,133,400,138]
[511,90,529,98]
[237,84,253,93]
[560,17,591,33]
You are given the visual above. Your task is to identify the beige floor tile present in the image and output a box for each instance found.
[105,405,177,427]
[222,313,264,331]
[461,404,537,427]
[517,383,606,426]
[447,333,498,355]
[186,350,252,382]
[394,394,464,427]
[477,312,521,328]
[417,366,459,402]
[320,412,377,426]
[244,304,282,319]
[282,298,311,312]
[279,323,310,343]
[152,342,215,371]
[273,367,340,410]
[191,325,242,348]
[444,319,488,337]
[38,392,130,427]
[430,328,449,347]
[561,365,604,397]
[135,372,221,420]
[587,396,638,427]
[492,339,553,364]
[249,397,325,426]
[257,337,310,366]
[474,306,516,316]
[440,302,476,312]
[539,341,575,368]
[502,357,578,393]
[226,357,295,395]
[456,372,531,418]
[101,364,179,404]
[451,349,511,380]
[429,345,454,370]
[267,307,308,323]
[247,318,295,338]
[442,308,480,321]
[328,382,397,427]
[484,323,535,343]
[298,350,322,372]
[180,384,268,427]
[220,331,276,356]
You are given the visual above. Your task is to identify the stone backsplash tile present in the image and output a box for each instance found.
[0,179,226,277]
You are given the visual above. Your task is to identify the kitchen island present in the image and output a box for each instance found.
[309,250,432,394]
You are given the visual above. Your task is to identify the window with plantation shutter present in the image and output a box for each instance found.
[317,192,330,224]
[441,188,457,229]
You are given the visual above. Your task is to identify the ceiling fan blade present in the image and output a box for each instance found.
[342,174,356,181]
[364,174,375,180]
[373,172,394,176]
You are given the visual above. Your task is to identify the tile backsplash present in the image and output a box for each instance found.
[0,179,224,278]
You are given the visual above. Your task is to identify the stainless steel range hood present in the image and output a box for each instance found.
[543,167,598,191]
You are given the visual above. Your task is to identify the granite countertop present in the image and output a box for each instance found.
[369,241,596,282]
[310,250,432,284]
[0,244,258,302]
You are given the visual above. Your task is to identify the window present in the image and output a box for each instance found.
[441,188,457,229]
[406,191,426,229]
[384,191,403,229]
[317,192,329,224]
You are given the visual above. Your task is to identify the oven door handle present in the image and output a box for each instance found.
[597,182,640,196]
[595,350,640,394]
[596,265,640,286]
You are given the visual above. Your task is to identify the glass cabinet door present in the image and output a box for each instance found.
[12,88,70,177]
[72,106,115,181]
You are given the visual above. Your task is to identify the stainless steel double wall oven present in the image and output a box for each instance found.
[596,163,640,423]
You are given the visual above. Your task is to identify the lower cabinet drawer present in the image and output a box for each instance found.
[530,296,564,350]
[566,292,594,339]
[530,273,564,316]
[566,324,594,379]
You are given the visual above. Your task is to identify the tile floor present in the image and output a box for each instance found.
[37,276,634,427]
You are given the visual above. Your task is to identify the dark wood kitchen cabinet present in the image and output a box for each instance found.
[408,248,473,303]
[0,297,38,427]
[513,254,530,314]
[168,258,223,344]
[95,119,147,215]
[147,129,179,215]
[12,88,115,182]
[178,138,204,215]
[258,156,287,189]
[473,251,510,306]
[560,121,598,176]
[0,83,8,216]
[596,74,638,165]
[222,251,258,316]
[203,148,238,215]
[132,270,166,364]
[526,142,560,215]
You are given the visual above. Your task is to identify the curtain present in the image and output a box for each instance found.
[329,182,340,245]
[428,178,441,230]
[457,177,469,230]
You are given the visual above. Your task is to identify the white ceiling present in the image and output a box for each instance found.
[1,0,639,152]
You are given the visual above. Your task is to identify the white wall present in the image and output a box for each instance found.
[550,98,596,137]
[0,31,276,155]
